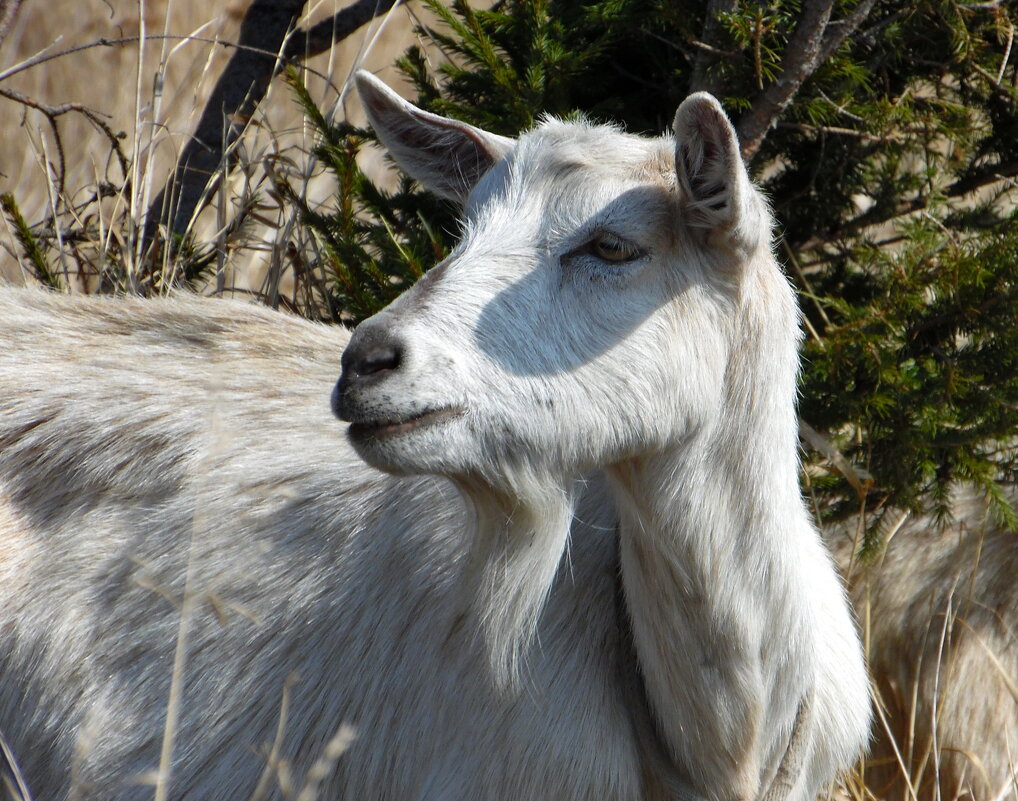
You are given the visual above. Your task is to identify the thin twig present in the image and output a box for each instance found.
[0,725,33,801]
[799,419,873,501]
[0,0,23,48]
[246,674,295,801]
[775,121,901,142]
[737,0,836,161]
[780,236,830,333]
[996,21,1013,85]
[0,33,329,86]
[816,89,867,123]
[642,29,734,58]
[0,87,129,183]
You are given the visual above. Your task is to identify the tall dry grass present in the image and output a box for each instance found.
[0,0,424,295]
[828,501,1018,801]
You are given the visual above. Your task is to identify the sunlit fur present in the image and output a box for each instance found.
[0,77,870,801]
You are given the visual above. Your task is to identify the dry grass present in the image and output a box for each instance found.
[0,0,426,297]
[829,504,1018,801]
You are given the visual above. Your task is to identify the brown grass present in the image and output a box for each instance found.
[0,0,423,294]
[828,503,1018,801]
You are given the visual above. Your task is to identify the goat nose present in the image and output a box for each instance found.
[340,325,404,380]
[351,340,400,377]
[334,325,405,421]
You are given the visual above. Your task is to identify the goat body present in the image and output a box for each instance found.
[0,291,643,799]
[0,75,870,800]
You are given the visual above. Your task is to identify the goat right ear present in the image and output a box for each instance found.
[673,92,763,254]
[355,71,514,203]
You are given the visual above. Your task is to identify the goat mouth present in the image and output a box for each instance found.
[347,407,465,440]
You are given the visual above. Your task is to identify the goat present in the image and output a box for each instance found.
[827,494,1018,801]
[0,73,870,801]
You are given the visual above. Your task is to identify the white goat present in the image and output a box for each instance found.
[0,73,869,801]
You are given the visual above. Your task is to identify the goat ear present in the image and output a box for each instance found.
[674,93,761,250]
[355,71,514,203]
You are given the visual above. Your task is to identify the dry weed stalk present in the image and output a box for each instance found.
[0,0,413,299]
[829,499,1018,801]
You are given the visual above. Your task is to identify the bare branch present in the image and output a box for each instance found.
[735,0,879,160]
[0,86,129,197]
[0,36,124,84]
[143,0,401,262]
[736,0,836,161]
[775,121,909,142]
[796,158,1018,252]
[816,0,879,65]
[0,0,22,49]
[943,159,1018,202]
[995,21,1013,84]
[635,27,737,67]
[0,34,334,85]
[689,0,737,95]
[285,0,398,61]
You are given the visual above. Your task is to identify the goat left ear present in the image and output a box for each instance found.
[674,93,762,252]
[355,71,514,203]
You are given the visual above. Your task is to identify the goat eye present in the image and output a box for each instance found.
[589,234,641,263]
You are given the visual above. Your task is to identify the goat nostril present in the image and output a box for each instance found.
[356,342,401,376]
[341,325,405,383]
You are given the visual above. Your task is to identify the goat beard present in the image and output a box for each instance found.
[454,465,577,688]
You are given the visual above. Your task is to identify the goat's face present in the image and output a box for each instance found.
[335,73,777,487]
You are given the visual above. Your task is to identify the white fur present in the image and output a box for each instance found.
[0,76,870,801]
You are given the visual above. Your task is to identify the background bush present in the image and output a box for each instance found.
[298,0,1018,551]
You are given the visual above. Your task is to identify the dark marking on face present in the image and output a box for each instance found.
[407,257,452,309]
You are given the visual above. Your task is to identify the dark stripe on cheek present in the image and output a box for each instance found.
[411,258,452,306]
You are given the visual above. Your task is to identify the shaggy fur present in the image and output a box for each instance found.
[0,75,870,800]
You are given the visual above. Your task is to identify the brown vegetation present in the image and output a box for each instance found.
[1,3,1016,800]
[829,496,1018,801]
[0,0,418,292]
